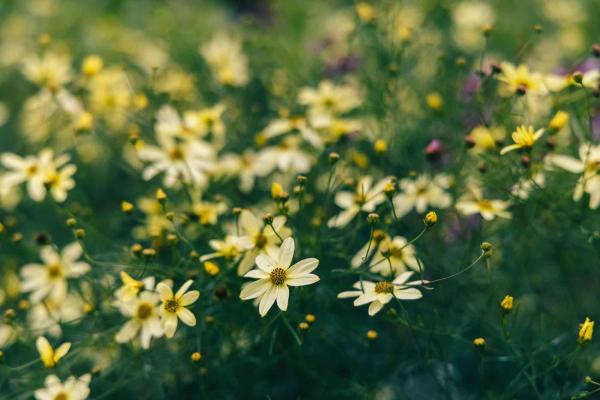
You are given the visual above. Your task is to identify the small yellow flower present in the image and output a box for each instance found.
[549,111,569,131]
[191,352,202,362]
[36,336,71,368]
[121,201,134,214]
[74,112,94,132]
[473,337,486,347]
[500,295,513,312]
[356,3,375,22]
[579,317,594,344]
[426,92,443,111]
[305,314,316,324]
[374,139,388,154]
[156,188,167,203]
[82,55,103,77]
[367,330,378,340]
[500,125,544,155]
[271,182,285,200]
[157,280,200,338]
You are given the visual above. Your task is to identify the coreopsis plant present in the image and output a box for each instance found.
[1,1,599,398]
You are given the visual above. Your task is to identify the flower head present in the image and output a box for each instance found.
[500,125,544,155]
[34,374,91,400]
[579,317,594,344]
[156,280,200,338]
[36,336,71,368]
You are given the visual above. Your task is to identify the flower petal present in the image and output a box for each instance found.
[278,237,295,268]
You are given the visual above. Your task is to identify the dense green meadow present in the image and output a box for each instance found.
[0,0,600,398]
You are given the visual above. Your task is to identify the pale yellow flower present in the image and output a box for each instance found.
[34,374,91,400]
[156,280,199,338]
[500,125,544,155]
[36,336,71,368]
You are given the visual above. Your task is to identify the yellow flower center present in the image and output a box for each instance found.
[254,232,267,249]
[512,126,535,147]
[169,147,184,160]
[270,267,287,286]
[374,281,393,294]
[136,303,153,320]
[477,200,494,212]
[54,393,68,400]
[164,299,180,313]
[47,264,63,279]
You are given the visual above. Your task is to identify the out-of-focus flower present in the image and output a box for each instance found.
[500,125,544,155]
[237,210,291,276]
[497,62,545,96]
[115,271,155,303]
[549,110,569,131]
[115,291,163,349]
[392,174,452,218]
[34,374,91,400]
[298,80,361,118]
[200,33,248,87]
[328,176,390,228]
[452,2,495,51]
[367,236,423,277]
[337,271,423,316]
[22,51,72,91]
[579,317,594,344]
[240,237,319,317]
[157,280,199,338]
[545,69,599,92]
[456,184,511,220]
[21,242,90,304]
[253,136,313,177]
[36,335,71,368]
[466,125,505,153]
[200,235,253,262]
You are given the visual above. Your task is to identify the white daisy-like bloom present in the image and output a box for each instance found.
[27,294,85,338]
[455,184,511,220]
[392,174,452,218]
[1,149,76,202]
[21,242,91,304]
[137,133,215,188]
[34,374,91,400]
[237,209,291,276]
[298,80,361,118]
[214,151,259,193]
[367,236,422,277]
[545,69,600,92]
[22,51,73,90]
[253,136,313,177]
[115,291,163,349]
[547,143,600,209]
[328,176,390,228]
[240,237,319,317]
[200,32,248,87]
[0,323,16,349]
[36,336,71,368]
[156,280,200,338]
[199,235,253,263]
[154,105,204,140]
[337,271,423,316]
[259,117,323,149]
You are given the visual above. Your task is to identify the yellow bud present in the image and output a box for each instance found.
[356,2,375,22]
[83,303,94,313]
[374,139,388,154]
[121,201,134,214]
[271,182,285,199]
[203,261,220,276]
[473,337,486,347]
[298,322,309,330]
[579,317,594,344]
[426,92,443,111]
[423,211,438,227]
[549,111,569,131]
[367,330,378,340]
[82,55,103,77]
[500,295,513,312]
[75,112,94,132]
[133,94,148,110]
[156,188,167,204]
[305,314,316,324]
[142,248,156,258]
[191,352,202,362]
[131,243,143,255]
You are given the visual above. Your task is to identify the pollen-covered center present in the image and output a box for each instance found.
[374,281,392,294]
[136,303,153,320]
[477,200,494,212]
[169,146,184,160]
[54,392,68,400]
[270,267,287,286]
[164,299,180,313]
[254,232,267,249]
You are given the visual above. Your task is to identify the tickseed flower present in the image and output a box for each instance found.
[368,236,423,277]
[392,174,452,218]
[337,271,424,316]
[500,125,545,155]
[115,291,163,349]
[549,111,569,131]
[496,62,545,95]
[36,336,71,368]
[81,55,103,77]
[423,211,438,227]
[328,176,391,228]
[579,317,594,344]
[200,32,249,87]
[200,235,253,263]
[21,242,91,303]
[115,271,154,302]
[456,184,511,220]
[156,280,200,338]
[34,374,91,400]
[547,143,600,209]
[240,237,319,317]
[237,209,290,276]
[500,295,514,312]
[426,92,443,111]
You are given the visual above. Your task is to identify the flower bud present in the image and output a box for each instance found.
[156,188,167,204]
[473,337,486,347]
[367,213,380,224]
[298,322,309,330]
[500,295,513,312]
[367,330,378,340]
[191,352,202,362]
[121,201,134,214]
[423,211,438,227]
[329,152,340,164]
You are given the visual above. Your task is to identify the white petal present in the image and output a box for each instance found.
[240,279,270,300]
[177,308,196,326]
[287,258,319,276]
[258,285,278,317]
[255,254,277,272]
[286,274,319,287]
[278,237,295,268]
[276,285,289,311]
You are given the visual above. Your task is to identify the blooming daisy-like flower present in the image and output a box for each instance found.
[34,374,91,400]
[548,143,600,209]
[137,134,215,188]
[114,271,155,303]
[253,136,313,177]
[240,237,319,317]
[22,51,73,91]
[200,33,248,87]
[496,62,546,96]
[21,242,91,303]
[298,80,361,118]
[455,184,511,220]
[36,336,71,368]
[156,280,200,338]
[392,174,452,218]
[237,209,291,276]
[200,235,253,263]
[328,176,391,228]
[367,236,423,277]
[500,125,545,155]
[337,271,423,316]
[115,291,163,349]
